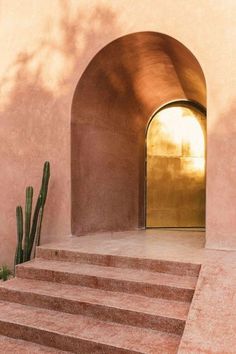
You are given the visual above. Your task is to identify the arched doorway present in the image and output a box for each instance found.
[71,32,206,235]
[146,100,206,228]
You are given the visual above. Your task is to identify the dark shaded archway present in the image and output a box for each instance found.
[71,31,206,235]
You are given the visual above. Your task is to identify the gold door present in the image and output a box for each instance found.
[146,105,206,228]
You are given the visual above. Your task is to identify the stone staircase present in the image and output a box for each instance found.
[0,244,200,353]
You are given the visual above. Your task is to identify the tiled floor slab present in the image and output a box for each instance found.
[38,229,227,264]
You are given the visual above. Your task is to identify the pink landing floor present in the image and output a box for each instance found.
[41,229,236,354]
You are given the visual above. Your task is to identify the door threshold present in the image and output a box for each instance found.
[146,227,205,232]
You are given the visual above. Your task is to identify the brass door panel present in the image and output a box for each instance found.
[146,106,206,228]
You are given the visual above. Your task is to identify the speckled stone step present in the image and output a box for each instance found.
[0,335,70,353]
[0,300,180,354]
[37,246,200,277]
[16,259,197,302]
[0,278,190,335]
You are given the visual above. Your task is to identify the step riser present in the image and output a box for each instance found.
[16,267,194,302]
[0,320,139,354]
[37,248,200,277]
[0,335,70,354]
[0,287,185,335]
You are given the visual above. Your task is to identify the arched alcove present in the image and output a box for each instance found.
[71,31,206,235]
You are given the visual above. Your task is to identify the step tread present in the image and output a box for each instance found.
[17,259,197,290]
[0,335,70,353]
[0,278,190,320]
[37,246,201,276]
[0,300,180,354]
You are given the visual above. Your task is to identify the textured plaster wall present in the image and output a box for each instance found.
[0,0,236,265]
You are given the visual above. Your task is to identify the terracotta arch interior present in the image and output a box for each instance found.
[71,31,206,235]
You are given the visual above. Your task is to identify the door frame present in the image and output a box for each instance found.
[144,99,207,229]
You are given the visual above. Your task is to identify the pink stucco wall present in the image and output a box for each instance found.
[1,0,236,266]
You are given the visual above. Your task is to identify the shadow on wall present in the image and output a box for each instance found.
[0,0,120,266]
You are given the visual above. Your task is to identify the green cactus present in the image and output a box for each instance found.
[29,161,50,256]
[40,161,50,208]
[28,192,42,257]
[15,206,24,267]
[23,186,33,262]
[14,162,50,271]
